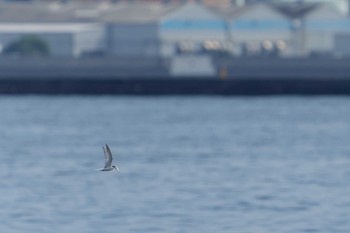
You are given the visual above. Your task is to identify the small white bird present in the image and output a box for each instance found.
[100,144,120,172]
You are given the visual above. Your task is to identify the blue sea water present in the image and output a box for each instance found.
[0,96,350,233]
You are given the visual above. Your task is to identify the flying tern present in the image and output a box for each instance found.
[100,144,120,172]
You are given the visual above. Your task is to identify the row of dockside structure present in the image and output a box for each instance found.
[0,1,349,58]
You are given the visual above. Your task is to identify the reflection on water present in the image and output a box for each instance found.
[0,96,350,233]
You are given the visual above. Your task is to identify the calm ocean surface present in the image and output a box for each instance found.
[1,96,350,233]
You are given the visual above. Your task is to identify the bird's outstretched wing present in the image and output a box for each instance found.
[103,144,113,168]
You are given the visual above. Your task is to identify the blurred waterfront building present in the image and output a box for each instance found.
[0,23,105,57]
[159,2,227,57]
[303,3,350,57]
[101,3,176,57]
[0,1,348,58]
[228,3,292,57]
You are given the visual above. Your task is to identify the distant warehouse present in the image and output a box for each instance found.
[0,1,349,58]
[0,23,105,57]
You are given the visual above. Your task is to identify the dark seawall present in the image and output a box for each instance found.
[1,57,350,95]
[2,78,350,95]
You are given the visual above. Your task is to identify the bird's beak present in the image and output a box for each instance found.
[114,167,120,172]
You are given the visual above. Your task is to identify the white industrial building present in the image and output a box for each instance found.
[229,3,293,57]
[159,3,228,57]
[0,23,105,57]
[102,3,176,58]
[303,3,350,56]
[0,1,348,58]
